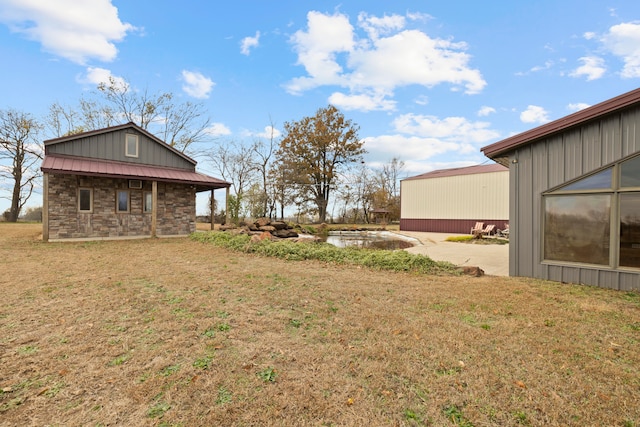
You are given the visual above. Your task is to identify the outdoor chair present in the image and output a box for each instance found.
[470,222,484,235]
[480,224,495,237]
[497,223,509,238]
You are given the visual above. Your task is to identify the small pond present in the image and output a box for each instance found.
[322,231,416,250]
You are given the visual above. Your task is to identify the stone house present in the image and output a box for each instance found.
[41,122,230,241]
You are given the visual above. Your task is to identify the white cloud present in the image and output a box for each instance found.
[357,12,405,40]
[392,114,500,143]
[0,0,135,64]
[414,95,429,106]
[567,102,591,112]
[285,11,355,93]
[583,32,596,40]
[364,134,462,163]
[328,91,396,111]
[255,125,281,139]
[570,56,606,80]
[363,113,499,167]
[181,70,214,99]
[240,31,260,55]
[530,60,554,72]
[520,105,550,124]
[78,67,127,89]
[204,123,231,137]
[285,11,485,111]
[601,22,640,78]
[477,106,496,117]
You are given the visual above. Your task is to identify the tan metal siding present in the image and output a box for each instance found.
[400,171,508,220]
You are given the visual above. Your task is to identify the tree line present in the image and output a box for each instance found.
[0,78,404,224]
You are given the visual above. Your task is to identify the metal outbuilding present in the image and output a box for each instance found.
[400,164,509,234]
[482,87,640,290]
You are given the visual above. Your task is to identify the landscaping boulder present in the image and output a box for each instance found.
[271,221,288,230]
[221,218,298,240]
[273,229,299,238]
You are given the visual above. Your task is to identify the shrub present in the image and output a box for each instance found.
[191,231,459,275]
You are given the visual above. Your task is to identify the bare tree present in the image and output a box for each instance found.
[208,141,257,222]
[374,157,405,221]
[268,160,297,220]
[250,119,278,218]
[46,76,212,154]
[0,109,43,222]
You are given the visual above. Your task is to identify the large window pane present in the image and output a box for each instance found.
[620,193,640,268]
[79,188,92,212]
[544,194,611,265]
[144,192,152,213]
[560,168,612,191]
[117,190,129,212]
[620,156,640,188]
[126,134,138,157]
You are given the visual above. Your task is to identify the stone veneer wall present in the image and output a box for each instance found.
[155,181,196,236]
[46,174,195,240]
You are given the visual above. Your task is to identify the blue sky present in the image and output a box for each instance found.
[1,1,640,215]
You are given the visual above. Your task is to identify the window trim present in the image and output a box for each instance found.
[78,188,93,213]
[125,134,139,158]
[116,190,130,213]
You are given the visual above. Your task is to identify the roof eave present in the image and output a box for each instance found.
[481,87,640,159]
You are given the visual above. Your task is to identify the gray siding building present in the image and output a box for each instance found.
[482,88,640,290]
[41,122,230,241]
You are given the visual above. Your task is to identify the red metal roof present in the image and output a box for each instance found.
[482,87,640,159]
[403,163,507,181]
[41,155,230,191]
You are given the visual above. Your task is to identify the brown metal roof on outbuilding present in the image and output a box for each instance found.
[403,163,507,181]
[41,154,230,191]
[481,87,640,159]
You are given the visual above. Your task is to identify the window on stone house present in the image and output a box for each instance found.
[125,134,138,158]
[78,188,93,212]
[144,191,152,213]
[117,190,130,213]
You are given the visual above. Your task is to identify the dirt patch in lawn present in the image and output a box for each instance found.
[1,223,639,426]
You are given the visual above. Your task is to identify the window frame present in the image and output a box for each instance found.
[78,188,93,213]
[542,153,640,270]
[116,190,130,213]
[125,134,139,158]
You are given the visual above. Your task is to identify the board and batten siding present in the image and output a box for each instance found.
[46,129,194,170]
[401,170,508,219]
[509,104,640,290]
